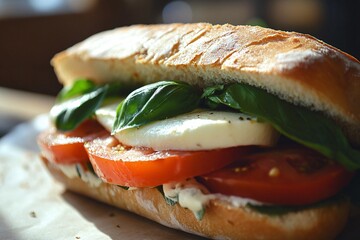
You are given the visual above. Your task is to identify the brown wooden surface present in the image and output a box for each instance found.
[0,87,54,119]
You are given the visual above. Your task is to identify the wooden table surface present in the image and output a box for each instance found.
[0,87,54,120]
[0,87,55,136]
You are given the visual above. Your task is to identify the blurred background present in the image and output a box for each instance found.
[0,0,359,136]
[0,0,359,95]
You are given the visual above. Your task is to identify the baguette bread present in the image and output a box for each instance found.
[51,23,360,146]
[44,158,351,240]
[43,23,360,239]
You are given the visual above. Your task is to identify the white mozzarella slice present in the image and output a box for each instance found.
[95,104,279,151]
[95,104,117,132]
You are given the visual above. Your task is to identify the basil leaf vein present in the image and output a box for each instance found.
[112,81,201,133]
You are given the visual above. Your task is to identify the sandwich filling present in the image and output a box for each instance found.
[38,79,360,218]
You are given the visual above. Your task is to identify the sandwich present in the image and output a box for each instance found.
[37,23,360,239]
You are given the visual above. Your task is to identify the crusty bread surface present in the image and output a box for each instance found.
[51,23,360,146]
[44,159,350,240]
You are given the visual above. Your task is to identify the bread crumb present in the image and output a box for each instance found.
[30,211,37,218]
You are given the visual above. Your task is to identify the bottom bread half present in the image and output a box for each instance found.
[44,160,350,240]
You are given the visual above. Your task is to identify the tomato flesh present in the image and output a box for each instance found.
[85,136,254,187]
[198,145,353,205]
[38,119,353,206]
[38,120,107,164]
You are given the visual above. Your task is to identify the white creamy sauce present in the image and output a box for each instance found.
[96,105,279,151]
[57,164,265,218]
[57,164,102,187]
[163,179,265,219]
[58,164,79,178]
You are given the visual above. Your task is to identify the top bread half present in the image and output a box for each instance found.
[51,23,360,146]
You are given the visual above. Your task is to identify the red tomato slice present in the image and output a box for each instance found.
[198,145,353,205]
[38,120,107,164]
[85,136,254,187]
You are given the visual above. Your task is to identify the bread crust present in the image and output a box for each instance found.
[44,159,350,240]
[51,23,360,146]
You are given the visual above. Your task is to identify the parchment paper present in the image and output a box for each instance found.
[0,116,204,240]
[0,116,358,240]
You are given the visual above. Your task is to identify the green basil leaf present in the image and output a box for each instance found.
[247,194,347,216]
[201,85,226,109]
[57,79,96,102]
[194,207,205,221]
[75,162,98,178]
[75,164,82,178]
[113,81,201,133]
[105,82,138,98]
[202,83,360,170]
[51,85,108,131]
[155,186,177,206]
[117,185,130,190]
